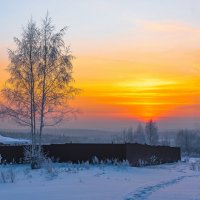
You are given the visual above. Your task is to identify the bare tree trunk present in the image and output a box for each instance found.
[38,27,47,158]
[29,32,38,169]
[39,72,45,156]
[29,44,35,160]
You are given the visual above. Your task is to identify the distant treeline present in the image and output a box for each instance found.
[114,122,200,156]
[175,129,200,156]
[0,127,200,155]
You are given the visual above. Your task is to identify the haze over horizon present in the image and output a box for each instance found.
[0,0,200,131]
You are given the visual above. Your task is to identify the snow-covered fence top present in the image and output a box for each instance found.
[0,135,30,145]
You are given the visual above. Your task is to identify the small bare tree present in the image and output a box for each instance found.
[145,119,159,145]
[122,128,134,143]
[133,123,146,144]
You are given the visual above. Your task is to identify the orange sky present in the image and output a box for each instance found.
[68,20,200,128]
[1,21,200,129]
[71,53,200,123]
[1,1,200,130]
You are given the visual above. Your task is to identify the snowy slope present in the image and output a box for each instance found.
[0,135,30,144]
[0,159,200,200]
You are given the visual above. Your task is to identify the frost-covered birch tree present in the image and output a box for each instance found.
[0,15,78,168]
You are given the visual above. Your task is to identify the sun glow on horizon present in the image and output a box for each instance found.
[118,78,177,89]
[71,69,200,123]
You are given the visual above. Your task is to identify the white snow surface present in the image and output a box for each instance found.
[0,135,30,144]
[0,159,200,200]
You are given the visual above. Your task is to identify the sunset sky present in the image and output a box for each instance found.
[0,0,200,130]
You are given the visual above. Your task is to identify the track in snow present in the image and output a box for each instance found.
[125,175,198,200]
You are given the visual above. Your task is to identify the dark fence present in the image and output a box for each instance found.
[126,144,181,166]
[0,143,181,166]
[43,144,126,163]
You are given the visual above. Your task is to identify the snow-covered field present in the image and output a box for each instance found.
[0,159,200,200]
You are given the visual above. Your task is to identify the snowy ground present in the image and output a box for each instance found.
[0,159,200,200]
